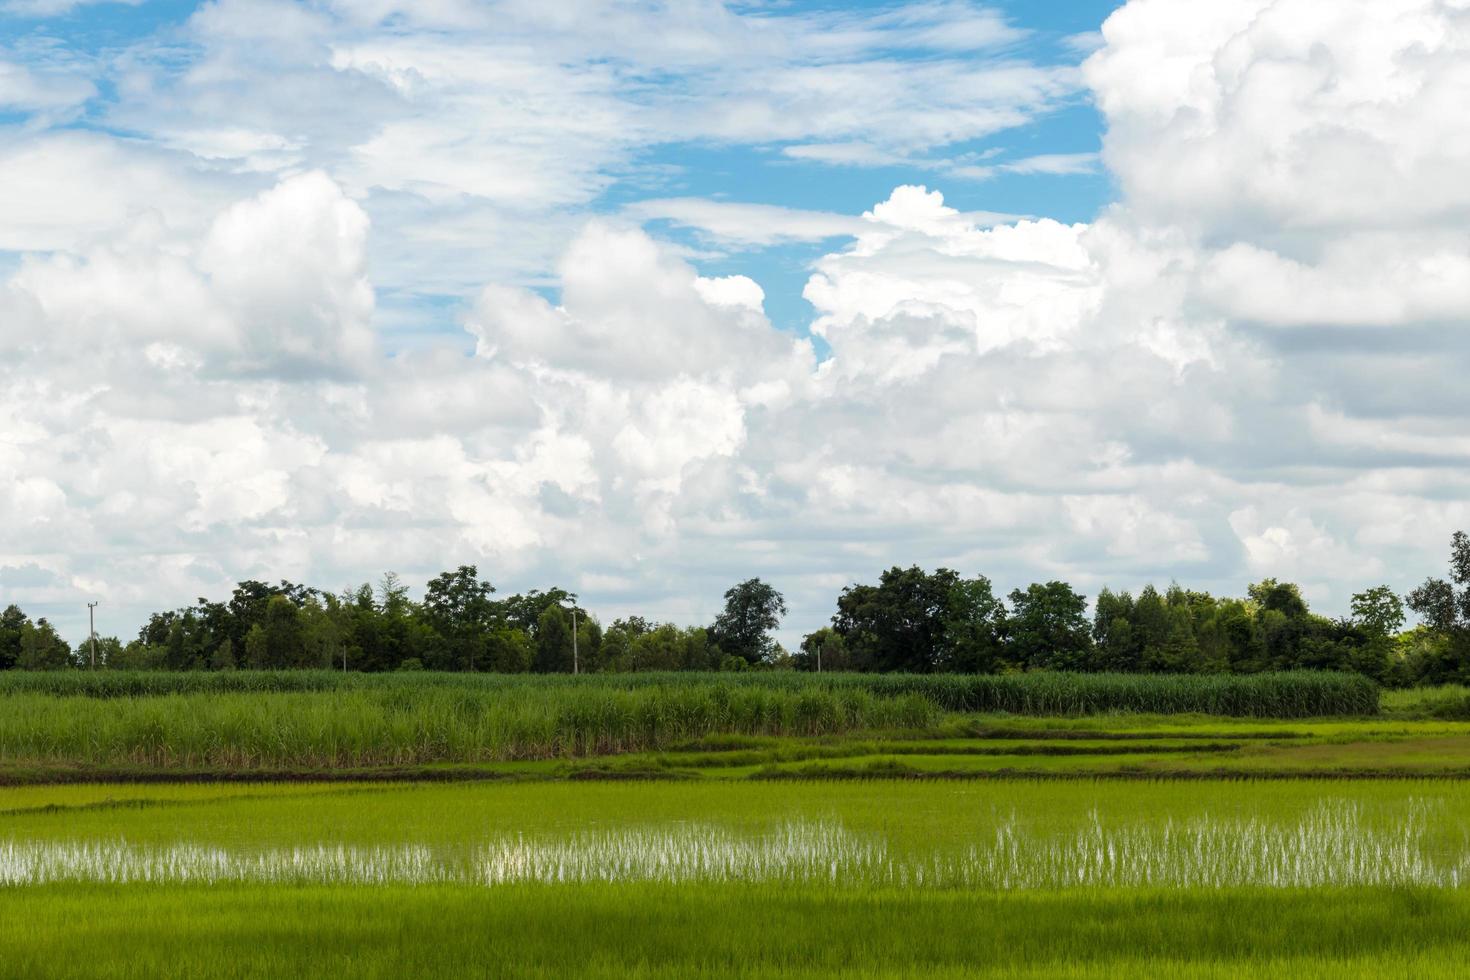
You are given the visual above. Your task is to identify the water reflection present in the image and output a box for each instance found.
[2,802,1463,889]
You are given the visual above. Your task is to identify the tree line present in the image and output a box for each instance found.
[4,532,1468,686]
[0,571,782,676]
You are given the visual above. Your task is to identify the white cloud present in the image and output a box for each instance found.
[951,151,1100,180]
[1086,0,1470,235]
[1,0,140,16]
[29,0,1081,303]
[0,57,93,111]
[5,171,375,379]
[0,132,241,252]
[625,199,868,247]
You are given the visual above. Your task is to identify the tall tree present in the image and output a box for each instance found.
[1406,531,1470,683]
[261,595,305,668]
[937,576,1008,673]
[1351,585,1406,637]
[1091,588,1139,671]
[797,627,849,672]
[0,604,26,670]
[534,604,574,673]
[832,566,958,672]
[498,588,576,633]
[18,618,72,670]
[1006,582,1092,671]
[243,624,268,669]
[423,565,497,671]
[1248,579,1309,618]
[709,579,787,665]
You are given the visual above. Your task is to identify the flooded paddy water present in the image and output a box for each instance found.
[3,792,1467,890]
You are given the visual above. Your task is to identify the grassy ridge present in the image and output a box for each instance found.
[0,670,1379,716]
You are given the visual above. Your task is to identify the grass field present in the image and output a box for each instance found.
[2,779,1469,977]
[2,672,1468,976]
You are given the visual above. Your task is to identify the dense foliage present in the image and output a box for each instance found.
[5,532,1469,685]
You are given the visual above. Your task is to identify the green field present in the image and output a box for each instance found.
[2,779,1470,976]
[2,672,1469,976]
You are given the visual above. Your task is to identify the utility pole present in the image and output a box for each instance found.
[571,607,579,676]
[86,601,98,669]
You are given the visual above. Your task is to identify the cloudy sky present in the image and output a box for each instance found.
[3,0,1469,648]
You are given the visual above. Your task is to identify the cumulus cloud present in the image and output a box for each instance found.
[1086,0,1470,235]
[4,171,375,378]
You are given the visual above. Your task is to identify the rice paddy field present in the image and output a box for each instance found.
[3,672,1470,977]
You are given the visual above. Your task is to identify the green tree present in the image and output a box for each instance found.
[1006,582,1092,671]
[1132,585,1170,667]
[484,628,533,673]
[1351,585,1406,637]
[597,617,651,672]
[1344,584,1404,683]
[534,605,574,673]
[627,624,685,671]
[1155,608,1202,673]
[376,572,428,670]
[1248,579,1308,618]
[937,576,1008,673]
[18,618,72,670]
[1091,588,1139,671]
[497,588,576,633]
[299,597,343,669]
[243,623,268,669]
[797,627,849,672]
[0,604,27,669]
[211,637,237,671]
[261,595,305,668]
[90,636,123,668]
[1406,531,1470,683]
[709,578,787,666]
[110,639,165,670]
[423,565,497,671]
[832,566,961,672]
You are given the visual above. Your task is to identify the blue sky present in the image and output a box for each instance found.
[2,0,1123,342]
[4,0,1468,648]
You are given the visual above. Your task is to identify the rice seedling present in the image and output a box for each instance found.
[1,779,1469,978]
[3,799,1461,890]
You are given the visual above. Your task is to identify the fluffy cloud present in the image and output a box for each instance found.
[1088,0,1470,235]
[4,171,375,378]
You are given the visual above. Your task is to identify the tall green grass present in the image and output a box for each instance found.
[0,670,1379,717]
[0,672,1378,770]
[1382,685,1470,720]
[0,685,935,768]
